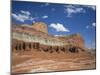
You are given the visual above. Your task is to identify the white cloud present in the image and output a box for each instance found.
[12,13,25,22]
[54,35,64,37]
[12,10,35,22]
[86,22,96,29]
[21,10,31,15]
[92,22,96,27]
[30,17,34,21]
[64,5,85,17]
[86,5,96,11]
[50,23,70,32]
[42,15,48,19]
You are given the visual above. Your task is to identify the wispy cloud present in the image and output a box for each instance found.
[54,35,63,37]
[92,22,96,27]
[42,15,48,19]
[40,3,50,7]
[50,23,70,32]
[86,22,96,29]
[86,5,96,11]
[12,10,35,22]
[12,13,26,22]
[20,10,31,15]
[64,5,85,17]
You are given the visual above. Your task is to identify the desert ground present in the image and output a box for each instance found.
[12,49,96,74]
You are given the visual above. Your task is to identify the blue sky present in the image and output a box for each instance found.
[12,1,96,49]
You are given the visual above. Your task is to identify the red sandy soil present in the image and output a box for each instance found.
[12,50,96,74]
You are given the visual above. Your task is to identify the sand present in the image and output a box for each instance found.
[12,50,96,74]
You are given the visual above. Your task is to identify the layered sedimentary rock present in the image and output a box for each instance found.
[12,22,85,53]
[12,22,96,74]
[57,33,84,48]
[32,22,48,34]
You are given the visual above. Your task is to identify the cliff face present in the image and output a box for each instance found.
[12,22,85,54]
[31,22,84,48]
[57,34,84,48]
[32,22,48,34]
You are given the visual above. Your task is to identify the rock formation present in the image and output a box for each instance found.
[32,22,48,34]
[12,22,96,74]
[57,33,84,48]
[12,22,86,54]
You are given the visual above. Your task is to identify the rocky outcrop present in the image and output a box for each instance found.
[12,22,85,54]
[57,33,84,48]
[32,22,48,34]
